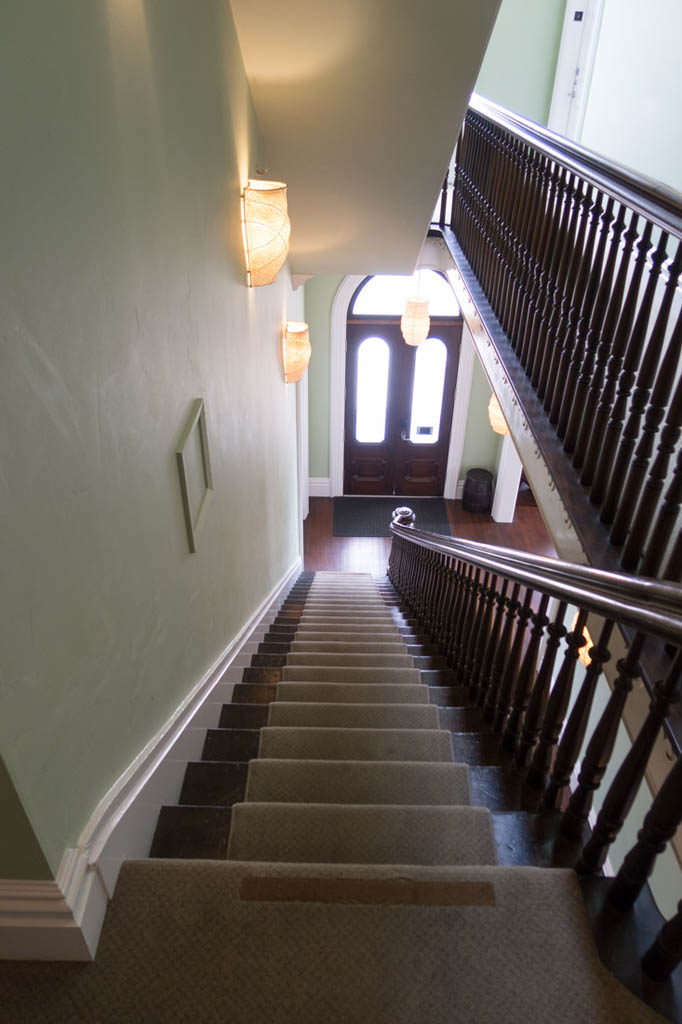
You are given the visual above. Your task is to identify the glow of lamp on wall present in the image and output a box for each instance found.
[241,180,291,287]
[282,321,311,383]
[400,297,430,347]
[488,393,510,436]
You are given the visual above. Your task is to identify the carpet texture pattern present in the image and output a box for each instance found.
[0,571,666,1023]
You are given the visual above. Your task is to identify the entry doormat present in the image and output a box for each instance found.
[333,497,452,538]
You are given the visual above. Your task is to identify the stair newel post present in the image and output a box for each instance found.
[502,593,550,752]
[642,902,682,982]
[515,601,568,767]
[607,241,681,539]
[542,618,615,811]
[493,587,534,733]
[563,197,618,455]
[455,567,482,683]
[561,631,645,841]
[618,306,682,568]
[609,753,682,911]
[573,206,635,471]
[462,570,490,691]
[476,578,510,709]
[447,562,474,670]
[593,225,667,513]
[544,180,595,423]
[469,573,499,704]
[579,648,682,874]
[525,609,588,799]
[484,581,521,723]
[581,218,653,488]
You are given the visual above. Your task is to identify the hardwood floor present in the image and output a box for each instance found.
[303,492,557,573]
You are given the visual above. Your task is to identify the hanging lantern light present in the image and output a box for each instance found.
[282,321,311,383]
[241,180,291,287]
[400,296,430,346]
[488,393,510,435]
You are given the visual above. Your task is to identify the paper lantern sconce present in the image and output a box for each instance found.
[488,393,510,436]
[400,297,430,347]
[242,180,291,286]
[283,321,312,383]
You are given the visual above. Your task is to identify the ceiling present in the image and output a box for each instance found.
[230,0,501,276]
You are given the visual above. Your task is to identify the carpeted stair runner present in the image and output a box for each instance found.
[0,571,665,1022]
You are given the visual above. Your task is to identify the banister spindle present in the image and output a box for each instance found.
[494,588,534,732]
[542,618,614,811]
[515,601,567,767]
[456,567,482,682]
[469,573,500,705]
[525,609,588,799]
[561,631,645,841]
[461,571,491,691]
[448,563,475,671]
[502,593,550,751]
[476,578,510,709]
[609,753,682,911]
[518,156,556,370]
[484,582,521,722]
[580,648,682,873]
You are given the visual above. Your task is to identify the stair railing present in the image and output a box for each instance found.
[435,93,682,584]
[388,512,682,980]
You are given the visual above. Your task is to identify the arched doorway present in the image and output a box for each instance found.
[343,271,462,495]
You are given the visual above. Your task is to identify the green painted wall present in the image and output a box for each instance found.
[0,0,301,876]
[460,355,503,479]
[475,0,565,125]
[305,275,343,478]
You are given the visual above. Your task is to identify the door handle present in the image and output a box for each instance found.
[400,418,409,442]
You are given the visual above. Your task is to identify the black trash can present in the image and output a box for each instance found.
[462,468,493,513]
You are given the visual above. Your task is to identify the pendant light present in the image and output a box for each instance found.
[400,296,430,347]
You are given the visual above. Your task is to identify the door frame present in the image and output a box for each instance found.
[329,257,473,498]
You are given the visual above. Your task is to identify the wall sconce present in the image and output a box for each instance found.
[571,612,595,667]
[282,321,311,383]
[488,393,510,435]
[400,296,430,347]
[241,180,290,287]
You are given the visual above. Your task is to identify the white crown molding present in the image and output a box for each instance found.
[0,557,302,961]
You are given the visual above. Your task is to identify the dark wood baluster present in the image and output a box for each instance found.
[581,218,653,489]
[448,563,475,672]
[537,174,581,401]
[640,444,682,579]
[444,560,467,666]
[574,209,636,473]
[486,131,517,324]
[438,171,448,229]
[518,155,555,371]
[494,588,534,732]
[529,165,571,389]
[545,181,595,423]
[504,143,538,344]
[461,570,489,690]
[484,582,521,722]
[563,198,619,455]
[592,227,667,512]
[423,550,439,634]
[515,601,568,767]
[469,574,499,704]
[542,618,614,810]
[642,902,682,981]
[613,286,682,556]
[580,648,682,873]
[561,631,645,841]
[609,753,682,911]
[431,554,451,647]
[456,567,482,682]
[437,558,457,650]
[502,593,550,751]
[525,610,588,798]
[663,528,682,586]
[554,186,606,437]
[476,578,510,709]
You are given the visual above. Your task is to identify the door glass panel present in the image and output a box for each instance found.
[352,270,460,316]
[355,336,390,443]
[409,337,447,444]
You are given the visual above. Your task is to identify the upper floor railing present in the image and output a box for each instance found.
[435,94,682,584]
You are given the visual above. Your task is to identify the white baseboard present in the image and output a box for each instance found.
[309,477,331,497]
[0,557,302,962]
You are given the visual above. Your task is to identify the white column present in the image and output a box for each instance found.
[492,434,523,523]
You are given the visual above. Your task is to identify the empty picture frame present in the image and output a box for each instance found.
[176,398,213,553]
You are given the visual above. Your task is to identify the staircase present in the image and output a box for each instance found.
[140,569,666,1022]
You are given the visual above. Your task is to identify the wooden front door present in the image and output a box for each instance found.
[343,318,461,495]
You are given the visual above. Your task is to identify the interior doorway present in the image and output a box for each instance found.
[342,271,462,496]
